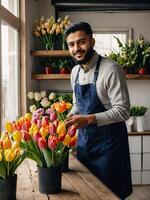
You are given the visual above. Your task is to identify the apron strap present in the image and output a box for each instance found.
[93,55,101,83]
[75,66,81,84]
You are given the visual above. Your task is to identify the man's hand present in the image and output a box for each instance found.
[65,114,96,129]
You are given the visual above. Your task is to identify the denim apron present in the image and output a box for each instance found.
[75,56,132,199]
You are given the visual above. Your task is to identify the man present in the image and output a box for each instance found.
[64,22,132,199]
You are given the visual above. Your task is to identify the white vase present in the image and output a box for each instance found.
[136,116,144,132]
[126,116,135,132]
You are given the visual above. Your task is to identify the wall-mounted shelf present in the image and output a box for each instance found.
[30,50,70,57]
[128,130,150,136]
[32,74,70,80]
[125,74,150,79]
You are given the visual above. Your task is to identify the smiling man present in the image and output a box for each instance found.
[64,22,132,200]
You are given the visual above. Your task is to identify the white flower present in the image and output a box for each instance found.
[40,98,50,108]
[49,92,56,100]
[34,92,41,101]
[29,105,37,113]
[40,90,46,98]
[27,92,34,100]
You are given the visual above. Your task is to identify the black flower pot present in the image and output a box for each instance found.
[62,152,69,172]
[37,165,62,194]
[0,174,17,200]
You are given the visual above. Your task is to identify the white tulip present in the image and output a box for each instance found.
[27,92,34,100]
[49,92,56,100]
[40,98,50,108]
[34,92,41,101]
[40,90,46,98]
[29,105,37,113]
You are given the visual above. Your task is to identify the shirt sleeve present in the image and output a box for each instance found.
[68,67,80,115]
[95,65,130,126]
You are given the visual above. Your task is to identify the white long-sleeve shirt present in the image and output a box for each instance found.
[69,51,130,126]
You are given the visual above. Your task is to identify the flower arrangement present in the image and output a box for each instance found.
[20,101,77,168]
[27,91,72,113]
[0,118,27,179]
[108,36,150,74]
[33,15,70,50]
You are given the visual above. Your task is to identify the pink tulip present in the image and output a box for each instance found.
[33,132,41,142]
[22,130,31,141]
[48,136,58,150]
[50,112,57,122]
[48,123,56,134]
[67,125,77,137]
[37,119,42,128]
[41,116,49,128]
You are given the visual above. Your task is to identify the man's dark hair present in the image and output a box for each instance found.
[64,22,93,39]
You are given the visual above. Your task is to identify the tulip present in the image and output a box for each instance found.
[40,90,46,98]
[13,130,22,142]
[48,136,58,150]
[40,127,48,138]
[12,141,20,150]
[0,140,3,149]
[33,132,41,142]
[27,91,34,100]
[41,116,49,128]
[48,123,56,134]
[56,121,66,135]
[4,149,15,162]
[53,119,59,128]
[0,152,2,161]
[22,130,31,142]
[69,136,77,147]
[25,113,32,121]
[3,136,12,149]
[1,132,8,142]
[58,133,65,142]
[37,119,42,128]
[49,92,56,100]
[50,112,57,122]
[38,137,47,149]
[5,121,14,133]
[67,125,77,137]
[34,92,41,101]
[62,134,71,146]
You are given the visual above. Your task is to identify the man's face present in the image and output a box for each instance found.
[66,30,95,64]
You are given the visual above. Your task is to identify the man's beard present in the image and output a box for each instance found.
[74,47,94,65]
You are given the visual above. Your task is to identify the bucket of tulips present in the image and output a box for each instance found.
[20,101,77,194]
[0,120,27,200]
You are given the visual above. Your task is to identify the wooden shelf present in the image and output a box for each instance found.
[30,50,70,57]
[128,130,150,136]
[125,74,150,79]
[32,74,70,80]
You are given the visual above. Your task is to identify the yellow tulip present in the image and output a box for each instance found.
[3,136,12,149]
[12,141,20,150]
[4,149,15,162]
[13,130,22,142]
[66,102,72,109]
[1,132,8,142]
[62,134,71,146]
[40,127,48,138]
[0,152,2,161]
[56,121,66,135]
[5,121,14,133]
[25,113,32,121]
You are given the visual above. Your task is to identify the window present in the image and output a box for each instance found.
[0,2,20,130]
[1,0,19,17]
[93,29,132,56]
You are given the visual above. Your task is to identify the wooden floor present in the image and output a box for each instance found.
[16,154,150,200]
[127,185,150,200]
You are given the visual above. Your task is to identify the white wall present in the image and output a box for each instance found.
[28,3,150,129]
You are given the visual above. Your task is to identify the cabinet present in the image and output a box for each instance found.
[31,50,150,80]
[128,133,150,185]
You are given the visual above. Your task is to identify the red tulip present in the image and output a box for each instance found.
[22,130,31,141]
[67,125,77,137]
[33,132,41,142]
[38,137,47,149]
[48,136,58,150]
[69,136,77,147]
[58,133,65,142]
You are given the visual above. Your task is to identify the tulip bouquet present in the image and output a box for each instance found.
[33,15,70,50]
[20,101,77,168]
[0,120,27,179]
[27,90,72,113]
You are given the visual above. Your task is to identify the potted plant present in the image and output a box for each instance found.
[20,101,77,194]
[130,105,148,132]
[0,120,27,200]
[108,36,150,74]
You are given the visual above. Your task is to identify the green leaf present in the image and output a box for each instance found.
[41,148,53,167]
[0,161,6,179]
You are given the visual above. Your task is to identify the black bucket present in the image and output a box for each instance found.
[62,152,69,172]
[37,165,62,194]
[0,174,17,200]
